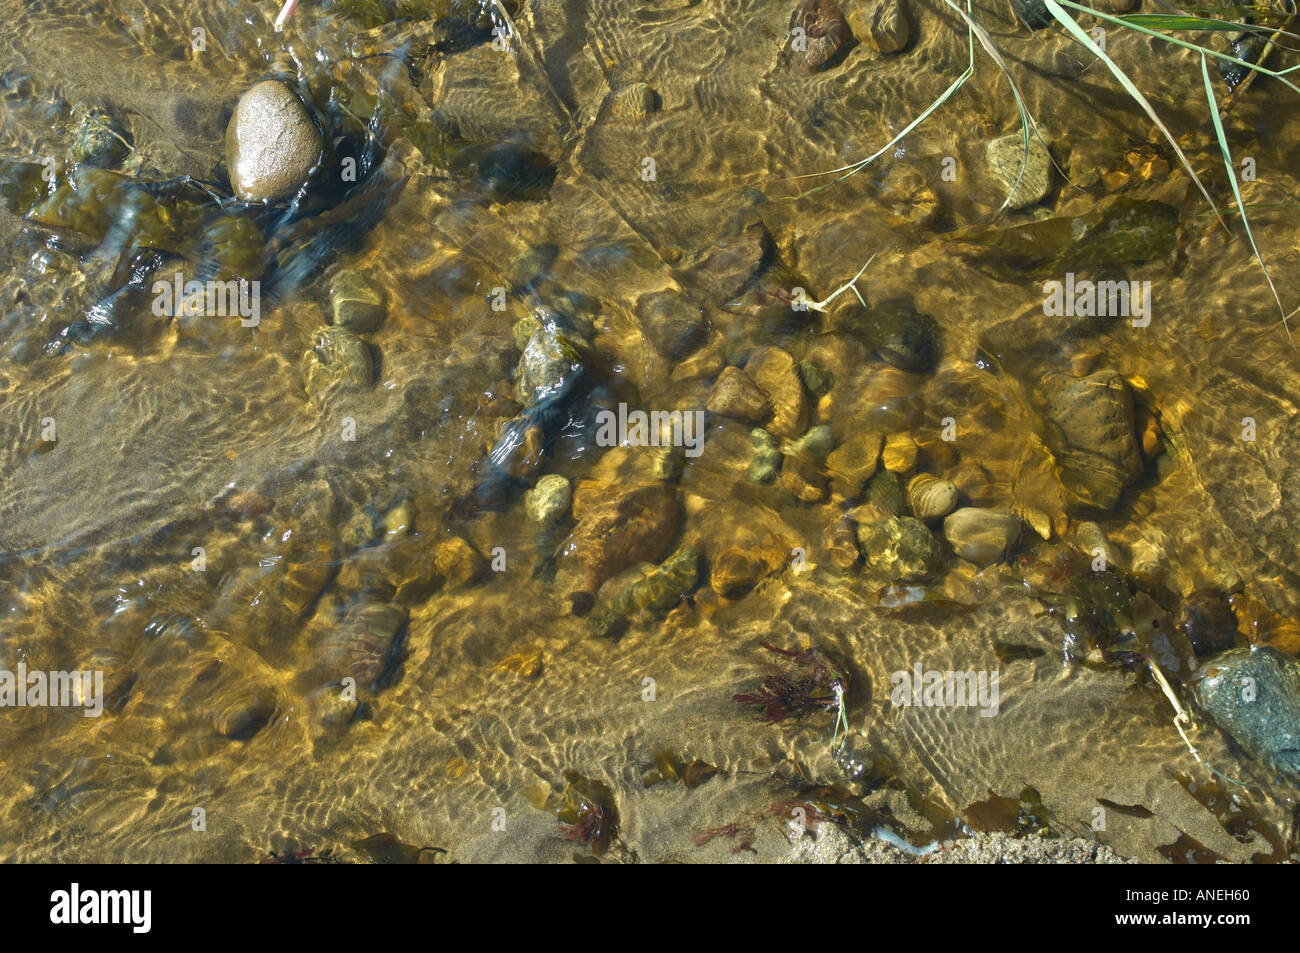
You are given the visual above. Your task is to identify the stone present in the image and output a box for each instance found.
[225,80,323,203]
[869,0,910,53]
[303,325,372,407]
[607,82,658,120]
[745,346,808,439]
[330,270,387,334]
[907,474,958,523]
[748,428,782,483]
[494,645,544,678]
[796,359,833,397]
[985,130,1053,210]
[707,366,771,424]
[826,431,881,498]
[568,482,681,595]
[1194,647,1300,779]
[782,454,827,502]
[637,290,707,360]
[525,474,572,524]
[793,0,853,72]
[434,537,486,589]
[70,109,130,168]
[710,547,769,597]
[858,515,944,581]
[882,432,918,473]
[943,508,1021,565]
[514,327,583,406]
[1040,371,1142,510]
[861,300,939,372]
[1177,589,1237,658]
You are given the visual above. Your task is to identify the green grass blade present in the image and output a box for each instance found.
[1044,0,1227,231]
[1199,52,1292,344]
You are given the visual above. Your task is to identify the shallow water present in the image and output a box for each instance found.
[0,0,1298,863]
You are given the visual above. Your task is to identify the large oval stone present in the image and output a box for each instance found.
[225,80,323,203]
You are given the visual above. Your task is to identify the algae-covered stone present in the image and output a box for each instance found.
[1040,370,1142,511]
[858,514,943,581]
[1194,646,1300,779]
[225,80,323,203]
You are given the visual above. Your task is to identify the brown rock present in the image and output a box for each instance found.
[435,537,486,589]
[745,347,808,439]
[494,645,544,678]
[710,547,769,597]
[882,431,918,473]
[825,431,882,498]
[570,483,681,594]
[707,366,772,424]
[782,454,828,502]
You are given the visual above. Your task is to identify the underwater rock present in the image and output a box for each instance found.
[70,109,131,168]
[710,546,770,598]
[793,0,853,72]
[985,130,1053,210]
[1178,589,1238,658]
[907,473,958,523]
[210,690,277,740]
[858,514,944,581]
[785,424,834,461]
[782,455,827,501]
[514,326,584,406]
[826,431,881,498]
[303,325,373,406]
[434,537,486,589]
[476,142,557,203]
[689,213,773,302]
[854,468,904,521]
[826,516,861,568]
[1194,646,1300,779]
[707,366,771,423]
[525,474,572,524]
[1073,520,1120,571]
[868,0,910,53]
[319,601,408,694]
[330,270,387,334]
[882,431,918,473]
[569,482,681,597]
[636,290,707,360]
[943,507,1021,565]
[748,427,782,483]
[860,300,939,372]
[796,359,833,397]
[1040,371,1142,510]
[225,80,323,203]
[745,346,808,439]
[606,82,659,120]
[588,545,700,637]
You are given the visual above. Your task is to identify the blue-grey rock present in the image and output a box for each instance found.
[1194,646,1300,779]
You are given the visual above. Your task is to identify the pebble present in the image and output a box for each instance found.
[868,0,910,53]
[1194,647,1300,779]
[907,473,958,523]
[710,547,769,597]
[1040,371,1142,511]
[568,482,681,595]
[748,428,782,483]
[303,325,372,406]
[781,455,827,502]
[858,514,944,581]
[225,80,323,203]
[706,366,771,424]
[636,290,707,360]
[330,270,387,334]
[826,517,861,569]
[514,327,583,406]
[1073,520,1119,570]
[70,109,130,167]
[745,346,808,439]
[796,359,834,397]
[794,0,853,72]
[434,537,486,589]
[826,431,882,498]
[882,431,918,473]
[784,424,834,461]
[862,300,939,372]
[525,474,572,524]
[1177,589,1237,657]
[943,507,1021,565]
[985,130,1053,210]
[606,82,658,120]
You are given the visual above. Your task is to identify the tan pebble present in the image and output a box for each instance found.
[706,365,771,424]
[445,757,470,779]
[826,517,860,569]
[1071,350,1102,377]
[882,432,918,473]
[493,646,544,679]
[745,347,808,439]
[435,537,486,588]
[782,456,827,502]
[825,431,882,497]
[1137,408,1162,458]
[907,473,958,523]
[710,547,769,597]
